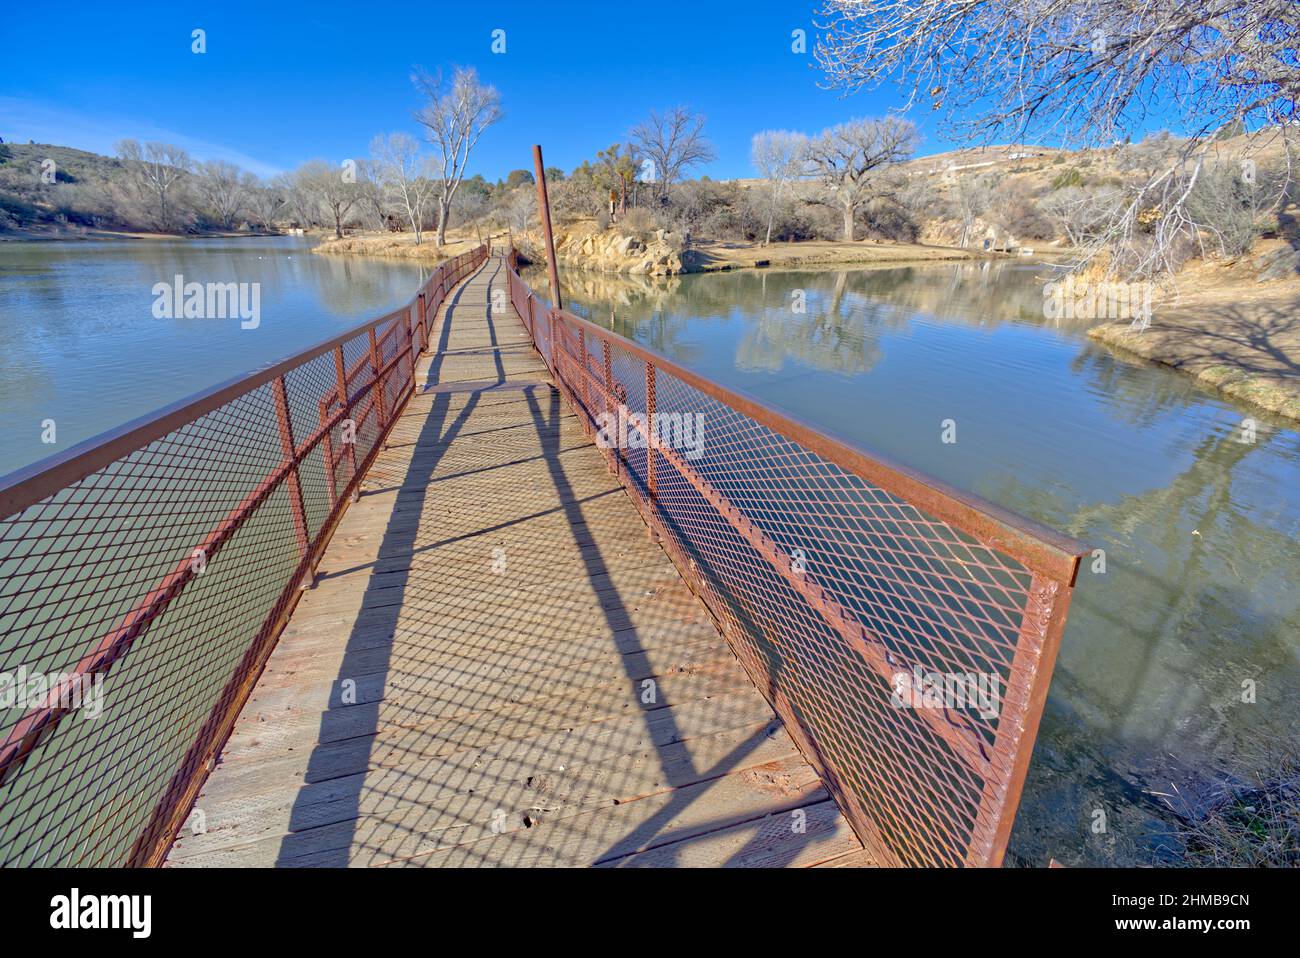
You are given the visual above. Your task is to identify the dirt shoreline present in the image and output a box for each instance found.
[1090,313,1300,422]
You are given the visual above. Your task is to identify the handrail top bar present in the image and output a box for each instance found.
[515,260,1087,586]
[0,248,483,520]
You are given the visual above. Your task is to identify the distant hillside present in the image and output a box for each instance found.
[0,142,137,232]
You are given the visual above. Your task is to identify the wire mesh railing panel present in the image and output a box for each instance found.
[504,251,1085,868]
[0,246,486,866]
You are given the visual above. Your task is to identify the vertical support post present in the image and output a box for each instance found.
[319,397,338,506]
[548,308,558,376]
[368,326,387,431]
[272,375,312,585]
[603,340,617,478]
[579,328,590,431]
[532,144,563,311]
[417,291,427,351]
[404,304,416,399]
[334,345,359,499]
[645,360,657,501]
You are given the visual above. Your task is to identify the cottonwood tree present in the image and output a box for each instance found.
[629,107,716,203]
[195,160,249,230]
[807,117,917,242]
[248,180,285,230]
[412,66,503,247]
[354,161,389,231]
[503,187,537,233]
[115,140,192,231]
[814,0,1300,275]
[294,161,359,239]
[949,172,997,248]
[370,133,436,243]
[274,171,317,229]
[751,130,809,246]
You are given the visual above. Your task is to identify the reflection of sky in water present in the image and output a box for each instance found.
[0,236,429,473]
[559,262,1300,866]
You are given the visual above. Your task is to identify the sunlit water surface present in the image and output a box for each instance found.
[0,236,430,474]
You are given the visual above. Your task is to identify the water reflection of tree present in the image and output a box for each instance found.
[1068,346,1203,429]
[735,270,892,374]
[994,425,1298,864]
[1068,427,1296,806]
[558,261,1084,365]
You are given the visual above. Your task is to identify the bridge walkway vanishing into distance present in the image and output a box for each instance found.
[0,211,1088,867]
[166,256,867,867]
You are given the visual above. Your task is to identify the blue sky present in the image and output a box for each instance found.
[0,0,965,181]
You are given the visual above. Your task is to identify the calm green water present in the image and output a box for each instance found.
[551,262,1300,867]
[0,236,430,475]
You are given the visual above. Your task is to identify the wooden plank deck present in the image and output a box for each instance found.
[166,256,866,868]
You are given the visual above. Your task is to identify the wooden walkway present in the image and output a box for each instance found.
[166,257,866,868]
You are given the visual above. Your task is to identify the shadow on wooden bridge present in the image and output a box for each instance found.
[166,257,864,868]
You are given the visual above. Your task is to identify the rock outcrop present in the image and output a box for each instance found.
[555,223,687,275]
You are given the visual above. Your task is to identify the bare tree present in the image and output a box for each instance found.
[412,66,503,247]
[115,140,191,231]
[503,187,537,233]
[248,180,285,231]
[814,0,1300,275]
[274,171,316,229]
[815,0,1299,145]
[195,160,248,230]
[1117,131,1185,180]
[629,107,717,203]
[370,133,437,244]
[949,172,997,247]
[807,117,918,241]
[751,130,809,246]
[294,161,359,239]
[353,160,388,231]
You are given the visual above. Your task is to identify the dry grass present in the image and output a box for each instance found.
[314,228,502,262]
[1173,749,1300,867]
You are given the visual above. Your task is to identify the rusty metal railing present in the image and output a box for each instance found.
[0,243,487,866]
[503,247,1087,867]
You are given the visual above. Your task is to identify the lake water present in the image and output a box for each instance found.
[0,236,430,475]
[549,261,1300,867]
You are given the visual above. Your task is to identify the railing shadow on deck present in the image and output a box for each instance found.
[502,249,1091,867]
[270,258,834,867]
[274,263,491,866]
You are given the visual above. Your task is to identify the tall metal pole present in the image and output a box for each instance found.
[532,144,563,311]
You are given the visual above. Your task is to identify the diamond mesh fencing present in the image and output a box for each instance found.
[0,247,486,866]
[505,251,1086,867]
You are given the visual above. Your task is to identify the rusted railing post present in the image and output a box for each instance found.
[333,345,359,499]
[404,304,416,398]
[319,397,337,506]
[532,144,563,311]
[368,327,387,431]
[578,328,592,431]
[645,360,657,502]
[417,291,427,351]
[272,375,312,585]
[603,340,617,478]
